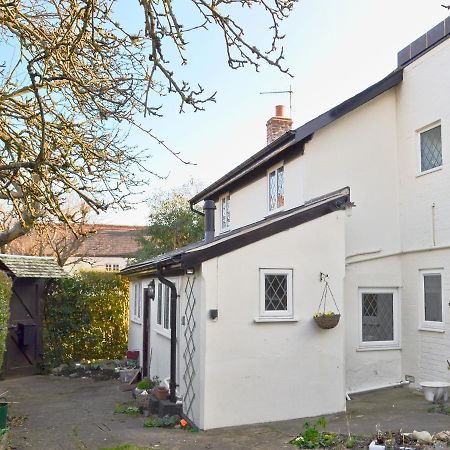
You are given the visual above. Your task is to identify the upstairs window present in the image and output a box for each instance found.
[106,263,120,271]
[420,124,442,173]
[268,163,284,212]
[220,194,231,231]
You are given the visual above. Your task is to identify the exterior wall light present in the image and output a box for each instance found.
[148,279,155,300]
[186,267,195,275]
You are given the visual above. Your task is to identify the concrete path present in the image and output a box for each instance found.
[0,376,448,450]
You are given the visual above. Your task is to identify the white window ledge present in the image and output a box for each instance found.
[254,317,298,323]
[416,166,443,177]
[356,345,401,352]
[418,327,445,333]
[155,328,171,339]
[130,318,142,325]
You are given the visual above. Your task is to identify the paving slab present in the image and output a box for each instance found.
[0,376,448,450]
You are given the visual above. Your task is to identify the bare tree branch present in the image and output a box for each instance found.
[0,0,295,247]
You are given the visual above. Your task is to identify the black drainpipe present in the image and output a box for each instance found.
[156,266,178,403]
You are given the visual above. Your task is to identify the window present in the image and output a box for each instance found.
[419,124,442,173]
[268,164,285,212]
[156,282,171,332]
[220,194,231,231]
[156,282,162,326]
[131,282,142,323]
[259,269,293,319]
[106,264,120,271]
[420,270,443,330]
[359,288,399,349]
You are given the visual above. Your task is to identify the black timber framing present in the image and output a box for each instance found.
[182,191,350,267]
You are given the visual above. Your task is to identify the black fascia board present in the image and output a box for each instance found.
[181,190,350,268]
[189,130,297,205]
[291,69,403,143]
[190,68,403,205]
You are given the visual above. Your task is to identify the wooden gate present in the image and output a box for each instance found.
[4,279,44,377]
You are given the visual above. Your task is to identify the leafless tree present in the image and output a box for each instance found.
[0,0,295,246]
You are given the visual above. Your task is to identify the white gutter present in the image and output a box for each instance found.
[346,380,410,400]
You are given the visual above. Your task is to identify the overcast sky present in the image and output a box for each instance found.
[100,0,448,225]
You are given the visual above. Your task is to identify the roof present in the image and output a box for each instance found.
[191,16,450,205]
[122,187,351,277]
[7,224,144,259]
[190,69,403,205]
[0,254,67,278]
[73,225,144,258]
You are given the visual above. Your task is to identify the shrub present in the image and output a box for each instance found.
[0,272,12,372]
[44,271,129,365]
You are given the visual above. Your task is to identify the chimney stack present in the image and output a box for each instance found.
[266,105,293,144]
[203,200,216,242]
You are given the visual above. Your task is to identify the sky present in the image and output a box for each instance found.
[100,0,449,226]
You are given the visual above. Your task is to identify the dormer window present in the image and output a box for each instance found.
[220,194,231,232]
[268,163,284,212]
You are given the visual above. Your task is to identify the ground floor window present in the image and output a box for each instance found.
[259,269,293,319]
[359,288,399,349]
[156,282,171,332]
[420,270,443,330]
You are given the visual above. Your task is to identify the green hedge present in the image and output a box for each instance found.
[0,272,12,372]
[44,271,129,365]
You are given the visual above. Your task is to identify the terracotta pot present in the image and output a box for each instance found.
[153,386,169,401]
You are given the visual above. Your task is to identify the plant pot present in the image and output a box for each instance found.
[153,386,169,401]
[314,314,340,329]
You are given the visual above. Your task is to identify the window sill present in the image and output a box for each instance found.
[356,345,401,352]
[155,328,171,339]
[418,327,445,333]
[130,318,142,325]
[416,166,443,177]
[254,317,298,323]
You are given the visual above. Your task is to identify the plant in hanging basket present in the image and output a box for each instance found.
[313,311,340,329]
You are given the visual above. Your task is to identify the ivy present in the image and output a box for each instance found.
[0,272,12,372]
[44,272,129,365]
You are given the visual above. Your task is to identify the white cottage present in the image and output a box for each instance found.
[123,17,450,430]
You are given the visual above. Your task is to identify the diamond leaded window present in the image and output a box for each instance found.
[259,269,293,319]
[268,165,285,212]
[220,194,230,231]
[420,125,442,172]
[359,288,399,349]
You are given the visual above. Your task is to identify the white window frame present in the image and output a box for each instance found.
[156,281,171,337]
[220,193,231,232]
[419,269,444,332]
[258,268,293,320]
[131,281,142,324]
[267,162,285,214]
[417,121,443,176]
[358,288,400,350]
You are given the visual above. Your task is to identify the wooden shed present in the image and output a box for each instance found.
[0,255,66,377]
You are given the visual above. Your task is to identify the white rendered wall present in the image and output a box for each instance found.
[201,210,346,429]
[344,256,403,392]
[210,89,403,394]
[395,38,450,384]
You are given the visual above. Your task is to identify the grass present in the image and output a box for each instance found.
[114,404,140,415]
[427,402,450,415]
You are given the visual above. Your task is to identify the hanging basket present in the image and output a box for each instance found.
[314,274,341,329]
[313,313,340,329]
